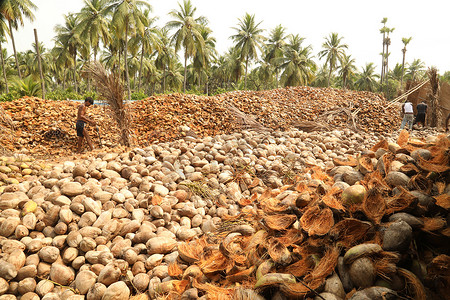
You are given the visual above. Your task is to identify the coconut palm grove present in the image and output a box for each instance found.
[0,0,448,101]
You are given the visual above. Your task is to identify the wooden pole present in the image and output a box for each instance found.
[34,29,45,99]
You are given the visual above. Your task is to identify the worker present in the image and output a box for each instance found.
[415,101,428,129]
[400,100,414,130]
[76,97,96,153]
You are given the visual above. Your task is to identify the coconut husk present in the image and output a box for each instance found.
[371,139,389,152]
[280,278,324,298]
[434,194,450,210]
[417,159,450,173]
[385,187,416,214]
[399,163,420,175]
[304,247,339,282]
[226,266,256,283]
[397,130,410,147]
[362,188,386,224]
[168,262,184,278]
[333,156,358,167]
[363,170,390,191]
[178,240,205,264]
[409,174,433,194]
[193,279,234,299]
[310,167,331,182]
[427,255,450,278]
[358,156,374,174]
[300,205,334,236]
[283,256,316,277]
[421,217,447,232]
[130,294,150,300]
[329,218,373,248]
[398,268,427,300]
[259,197,290,213]
[276,229,304,246]
[322,186,345,211]
[263,214,297,231]
[265,237,292,265]
[198,249,229,274]
[381,152,395,175]
[375,258,398,280]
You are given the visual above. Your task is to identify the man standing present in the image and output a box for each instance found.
[415,101,428,129]
[400,100,414,130]
[76,97,96,153]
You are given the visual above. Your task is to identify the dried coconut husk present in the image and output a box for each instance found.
[304,247,339,282]
[178,239,207,264]
[192,279,234,299]
[154,280,190,296]
[434,194,450,210]
[259,197,291,213]
[310,167,332,182]
[244,230,268,252]
[363,170,390,191]
[265,237,292,265]
[358,156,374,174]
[329,218,373,247]
[371,139,389,152]
[276,229,304,246]
[226,266,256,283]
[409,174,433,194]
[385,187,416,214]
[436,182,446,194]
[421,217,447,232]
[375,253,400,280]
[198,249,229,274]
[280,278,324,298]
[362,188,386,224]
[168,262,184,278]
[283,256,316,277]
[263,214,297,231]
[220,233,244,259]
[238,193,258,206]
[397,268,426,300]
[399,163,420,175]
[397,130,410,147]
[417,153,450,173]
[300,205,334,236]
[427,254,450,278]
[322,186,345,211]
[381,152,395,175]
[333,156,358,167]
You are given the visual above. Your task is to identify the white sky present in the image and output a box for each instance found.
[5,0,450,73]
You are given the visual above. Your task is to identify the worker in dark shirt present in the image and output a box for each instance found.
[415,101,428,129]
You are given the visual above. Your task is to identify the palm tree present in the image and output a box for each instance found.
[355,62,379,92]
[134,10,160,91]
[339,54,356,89]
[278,34,316,87]
[0,0,37,79]
[0,16,10,93]
[155,27,175,93]
[107,0,151,100]
[166,0,206,93]
[76,0,111,62]
[406,59,425,82]
[264,25,287,88]
[230,13,265,89]
[193,24,216,93]
[54,13,82,93]
[400,37,412,86]
[384,27,394,89]
[379,17,388,82]
[318,32,348,87]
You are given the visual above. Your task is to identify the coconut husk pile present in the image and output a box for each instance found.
[0,86,400,156]
[162,131,449,300]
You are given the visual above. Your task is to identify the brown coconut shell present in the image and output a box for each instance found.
[358,156,374,174]
[300,205,334,236]
[322,187,345,211]
[226,266,255,283]
[371,139,389,152]
[263,214,297,231]
[362,188,386,224]
[178,240,205,264]
[385,187,416,214]
[283,256,315,277]
[265,237,292,265]
[329,218,373,248]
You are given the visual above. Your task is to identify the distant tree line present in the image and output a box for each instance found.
[0,0,448,101]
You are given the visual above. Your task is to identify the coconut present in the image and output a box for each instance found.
[348,257,376,288]
[342,185,367,206]
[382,220,412,252]
[102,281,130,300]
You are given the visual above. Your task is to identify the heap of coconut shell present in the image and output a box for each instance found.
[0,129,447,300]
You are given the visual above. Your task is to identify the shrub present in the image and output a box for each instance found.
[131,90,148,100]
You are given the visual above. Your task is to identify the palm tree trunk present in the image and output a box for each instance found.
[380,33,385,82]
[0,42,9,93]
[400,49,406,87]
[183,50,188,93]
[244,56,249,89]
[9,21,21,80]
[124,25,131,100]
[163,66,166,93]
[118,49,121,83]
[73,51,78,93]
[327,63,333,87]
[62,68,66,90]
[138,44,144,91]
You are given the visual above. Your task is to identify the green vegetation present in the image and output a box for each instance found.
[0,2,439,101]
